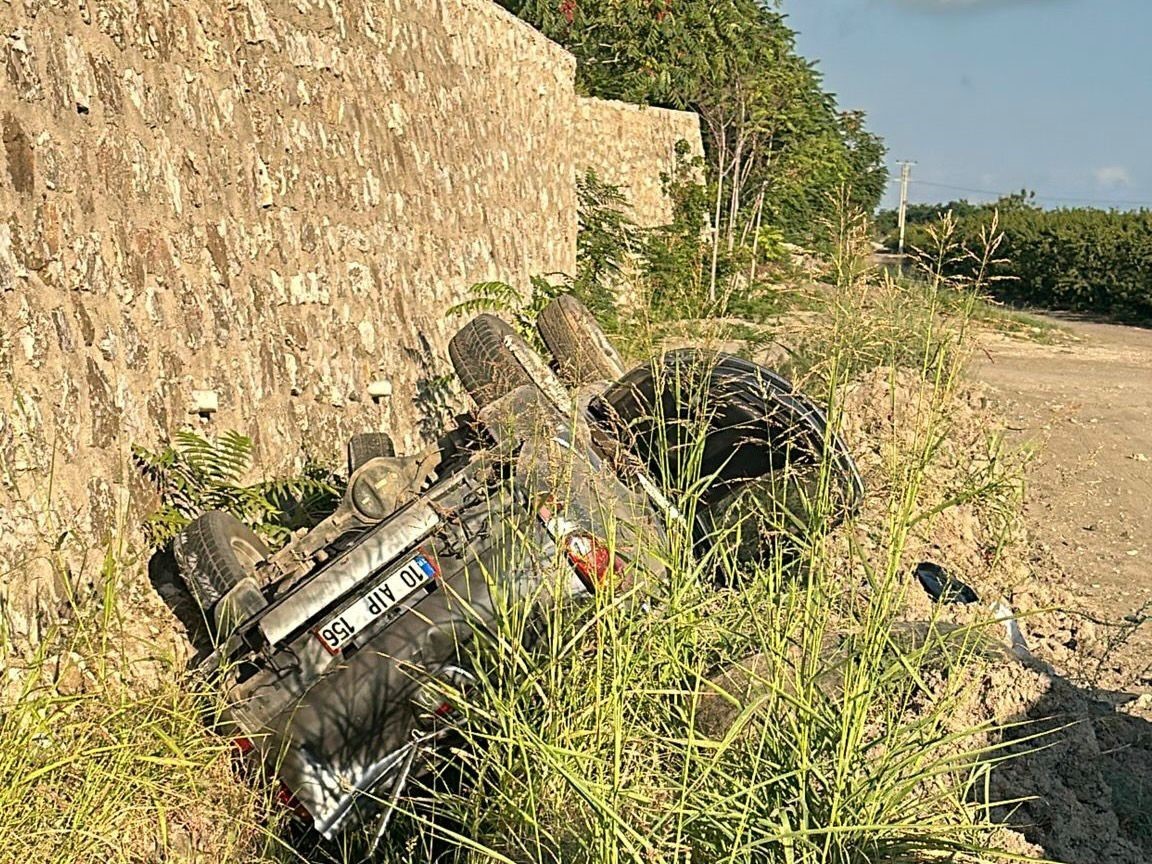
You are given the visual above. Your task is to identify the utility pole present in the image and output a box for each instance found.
[896,161,915,256]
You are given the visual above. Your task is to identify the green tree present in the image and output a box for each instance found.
[499,0,887,250]
[890,198,1152,322]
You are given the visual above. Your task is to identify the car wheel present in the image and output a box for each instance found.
[348,432,396,474]
[536,294,627,385]
[174,510,269,612]
[595,349,862,509]
[593,350,864,564]
[449,313,563,408]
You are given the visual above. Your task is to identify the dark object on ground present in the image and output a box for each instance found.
[592,348,864,565]
[169,295,864,855]
[915,561,979,605]
[537,293,627,384]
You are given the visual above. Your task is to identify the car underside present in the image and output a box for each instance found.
[171,296,863,851]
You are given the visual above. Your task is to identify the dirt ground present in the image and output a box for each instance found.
[959,318,1152,863]
[972,319,1152,691]
[823,315,1152,863]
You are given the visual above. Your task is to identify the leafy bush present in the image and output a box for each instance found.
[467,158,778,328]
[981,208,1152,320]
[573,170,646,321]
[641,145,716,318]
[133,430,341,549]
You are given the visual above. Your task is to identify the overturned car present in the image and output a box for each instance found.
[172,296,862,850]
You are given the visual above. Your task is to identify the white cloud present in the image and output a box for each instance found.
[1094,166,1131,188]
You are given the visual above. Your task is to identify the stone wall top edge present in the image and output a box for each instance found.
[576,95,701,125]
[459,0,576,71]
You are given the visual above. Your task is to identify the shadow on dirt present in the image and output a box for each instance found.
[986,663,1152,863]
[1037,308,1152,331]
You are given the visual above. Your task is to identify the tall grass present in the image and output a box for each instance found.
[0,561,284,864]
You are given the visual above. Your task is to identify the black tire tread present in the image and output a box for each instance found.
[537,295,626,385]
[448,314,536,407]
[348,432,396,474]
[174,510,268,611]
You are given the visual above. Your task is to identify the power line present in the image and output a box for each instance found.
[888,176,1152,209]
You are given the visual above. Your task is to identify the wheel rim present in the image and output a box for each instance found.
[229,535,266,575]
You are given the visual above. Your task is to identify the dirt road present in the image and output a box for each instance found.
[972,319,1152,664]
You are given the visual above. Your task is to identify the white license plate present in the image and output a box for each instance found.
[315,553,436,653]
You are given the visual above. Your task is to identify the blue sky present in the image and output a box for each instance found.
[784,0,1152,210]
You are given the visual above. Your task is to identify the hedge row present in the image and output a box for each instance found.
[902,206,1152,322]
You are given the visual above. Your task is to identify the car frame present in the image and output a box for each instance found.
[172,297,862,852]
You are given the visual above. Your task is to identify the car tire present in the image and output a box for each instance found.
[595,349,863,513]
[174,510,269,612]
[593,350,864,566]
[348,432,396,475]
[449,313,559,408]
[536,295,627,385]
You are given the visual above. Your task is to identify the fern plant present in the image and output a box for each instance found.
[133,430,341,549]
[448,276,566,350]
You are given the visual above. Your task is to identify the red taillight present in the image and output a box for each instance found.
[275,783,312,822]
[233,737,255,755]
[564,533,625,590]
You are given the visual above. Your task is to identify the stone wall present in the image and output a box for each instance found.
[575,97,704,227]
[0,0,701,642]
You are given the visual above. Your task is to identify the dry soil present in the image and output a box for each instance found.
[963,318,1152,864]
[972,319,1152,689]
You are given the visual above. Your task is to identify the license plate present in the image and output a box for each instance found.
[315,554,436,653]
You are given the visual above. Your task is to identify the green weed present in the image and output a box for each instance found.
[0,568,287,864]
[133,430,341,549]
